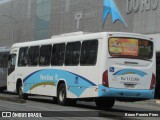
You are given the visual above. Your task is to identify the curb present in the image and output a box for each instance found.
[0,96,26,103]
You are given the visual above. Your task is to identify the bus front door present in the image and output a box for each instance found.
[8,54,16,76]
[7,54,17,92]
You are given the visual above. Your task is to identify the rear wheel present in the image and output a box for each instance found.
[18,82,28,99]
[57,83,67,105]
[57,83,77,106]
[95,97,115,109]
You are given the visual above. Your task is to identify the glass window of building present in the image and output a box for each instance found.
[35,0,52,40]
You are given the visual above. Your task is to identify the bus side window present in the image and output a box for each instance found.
[39,45,52,66]
[28,46,39,66]
[18,47,28,66]
[80,40,98,66]
[65,42,81,66]
[51,43,65,66]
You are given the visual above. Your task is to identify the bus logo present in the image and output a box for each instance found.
[109,67,114,72]
[103,0,127,27]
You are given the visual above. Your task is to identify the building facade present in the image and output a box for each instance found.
[0,0,160,48]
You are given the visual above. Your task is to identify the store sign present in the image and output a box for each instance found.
[126,0,159,14]
[103,0,127,28]
[75,12,97,30]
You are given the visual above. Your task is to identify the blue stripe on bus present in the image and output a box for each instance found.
[98,85,154,99]
[23,69,96,97]
[23,70,43,83]
[113,69,147,77]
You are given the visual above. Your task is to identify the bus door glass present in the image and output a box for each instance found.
[8,54,16,76]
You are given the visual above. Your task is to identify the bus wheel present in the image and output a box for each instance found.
[57,83,67,105]
[95,98,115,109]
[18,82,28,99]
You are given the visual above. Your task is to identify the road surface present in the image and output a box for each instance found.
[0,92,160,120]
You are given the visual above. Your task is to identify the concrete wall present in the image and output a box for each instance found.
[0,0,160,48]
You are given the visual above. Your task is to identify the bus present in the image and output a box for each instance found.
[7,32,156,109]
[0,48,10,92]
[156,50,160,99]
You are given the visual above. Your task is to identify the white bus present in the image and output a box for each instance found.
[7,32,156,109]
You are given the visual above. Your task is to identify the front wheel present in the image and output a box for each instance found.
[18,82,28,99]
[95,97,115,109]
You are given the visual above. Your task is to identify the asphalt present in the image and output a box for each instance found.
[0,91,160,107]
[0,92,26,103]
[0,91,160,119]
[127,99,160,107]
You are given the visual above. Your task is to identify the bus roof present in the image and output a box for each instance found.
[11,32,152,48]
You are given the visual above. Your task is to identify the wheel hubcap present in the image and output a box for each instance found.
[59,90,64,102]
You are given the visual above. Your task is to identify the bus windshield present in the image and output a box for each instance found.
[109,37,153,60]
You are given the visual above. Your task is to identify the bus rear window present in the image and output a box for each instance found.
[109,37,153,59]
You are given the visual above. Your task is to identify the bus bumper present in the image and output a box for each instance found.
[98,85,155,99]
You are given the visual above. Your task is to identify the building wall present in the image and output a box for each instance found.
[0,0,36,47]
[0,0,160,48]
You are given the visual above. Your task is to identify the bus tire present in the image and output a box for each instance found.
[95,97,115,109]
[18,82,28,99]
[57,83,67,105]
